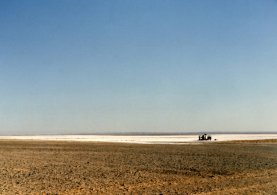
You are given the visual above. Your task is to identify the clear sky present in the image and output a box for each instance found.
[0,0,277,135]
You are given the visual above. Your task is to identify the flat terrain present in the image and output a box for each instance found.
[0,140,276,194]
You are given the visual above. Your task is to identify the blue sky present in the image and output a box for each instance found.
[0,0,277,135]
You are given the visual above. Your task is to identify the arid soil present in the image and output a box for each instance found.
[0,140,276,194]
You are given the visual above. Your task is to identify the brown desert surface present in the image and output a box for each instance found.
[0,140,276,194]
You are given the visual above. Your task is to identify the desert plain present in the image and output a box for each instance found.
[0,139,276,194]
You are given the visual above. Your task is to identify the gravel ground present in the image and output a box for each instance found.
[0,140,276,194]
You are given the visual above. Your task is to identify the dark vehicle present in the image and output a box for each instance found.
[198,134,212,141]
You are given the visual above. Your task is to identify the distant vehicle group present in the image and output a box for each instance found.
[198,134,212,141]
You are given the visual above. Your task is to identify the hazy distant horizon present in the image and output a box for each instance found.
[1,1,277,135]
[2,130,277,136]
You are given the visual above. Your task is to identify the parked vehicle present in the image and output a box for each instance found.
[198,134,212,141]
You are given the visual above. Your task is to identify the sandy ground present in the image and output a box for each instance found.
[0,140,276,194]
[1,134,277,143]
